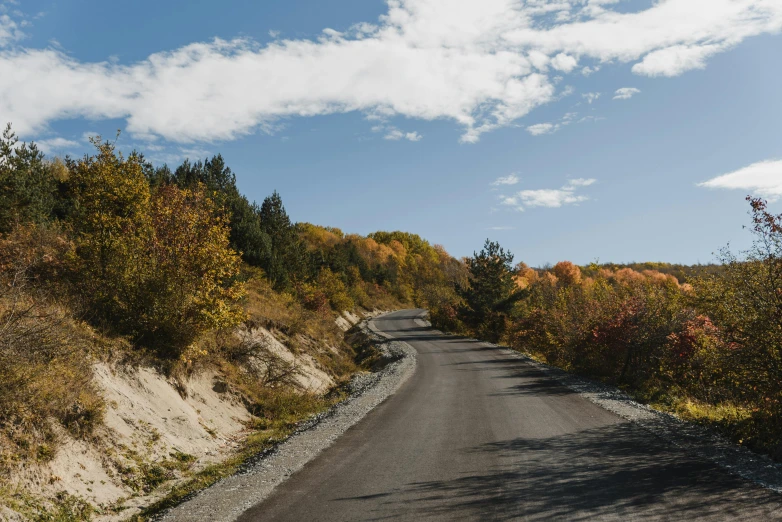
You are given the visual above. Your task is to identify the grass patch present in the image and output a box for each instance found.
[0,487,95,522]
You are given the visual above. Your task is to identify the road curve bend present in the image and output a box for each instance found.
[238,309,782,521]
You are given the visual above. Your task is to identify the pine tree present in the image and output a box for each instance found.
[259,191,305,289]
[0,124,58,233]
[460,239,516,342]
[171,155,271,267]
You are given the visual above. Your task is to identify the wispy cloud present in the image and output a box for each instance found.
[499,178,596,212]
[2,0,781,144]
[143,146,212,165]
[613,87,641,100]
[582,92,601,104]
[33,136,79,154]
[0,13,22,46]
[566,178,596,188]
[526,123,557,136]
[526,111,580,136]
[581,65,600,76]
[631,44,722,77]
[384,129,422,142]
[491,173,520,186]
[698,160,782,201]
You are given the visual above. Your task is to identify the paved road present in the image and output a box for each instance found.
[238,309,782,521]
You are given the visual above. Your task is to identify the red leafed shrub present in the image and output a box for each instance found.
[297,283,330,315]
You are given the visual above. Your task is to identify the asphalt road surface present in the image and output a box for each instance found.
[237,309,782,521]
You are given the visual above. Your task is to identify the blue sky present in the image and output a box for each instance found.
[2,0,782,266]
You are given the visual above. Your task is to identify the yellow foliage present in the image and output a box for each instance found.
[317,268,354,311]
[68,140,153,316]
[68,141,244,353]
[141,183,245,346]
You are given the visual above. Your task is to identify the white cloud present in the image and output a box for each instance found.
[517,188,589,208]
[34,136,79,153]
[565,178,596,188]
[631,44,723,77]
[551,53,578,72]
[582,92,600,104]
[581,65,600,76]
[2,0,781,144]
[268,30,280,39]
[384,129,422,141]
[613,87,641,100]
[500,178,596,211]
[698,160,782,201]
[525,110,581,136]
[503,1,782,67]
[492,173,520,186]
[526,123,557,136]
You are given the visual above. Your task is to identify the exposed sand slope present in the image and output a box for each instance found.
[4,323,355,520]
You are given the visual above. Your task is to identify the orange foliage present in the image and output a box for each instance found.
[613,267,647,284]
[513,263,539,290]
[553,261,582,286]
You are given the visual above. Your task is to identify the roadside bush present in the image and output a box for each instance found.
[136,183,245,352]
[692,197,782,452]
[67,138,153,331]
[511,267,693,387]
[67,141,245,355]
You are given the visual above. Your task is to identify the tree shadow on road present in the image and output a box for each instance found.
[337,423,782,521]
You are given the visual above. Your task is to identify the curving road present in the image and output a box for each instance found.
[237,309,782,521]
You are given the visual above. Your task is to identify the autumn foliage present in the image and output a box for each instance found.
[443,196,782,458]
[66,141,245,352]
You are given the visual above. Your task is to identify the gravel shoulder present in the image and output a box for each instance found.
[156,312,417,522]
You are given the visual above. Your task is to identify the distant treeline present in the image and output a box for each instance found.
[0,122,465,351]
[589,262,725,284]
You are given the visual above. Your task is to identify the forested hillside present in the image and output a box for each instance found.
[0,124,464,519]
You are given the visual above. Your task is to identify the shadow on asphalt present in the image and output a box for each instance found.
[352,314,782,520]
[335,423,782,521]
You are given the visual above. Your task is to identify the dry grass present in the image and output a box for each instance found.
[0,258,104,478]
[238,271,359,379]
[0,251,375,520]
